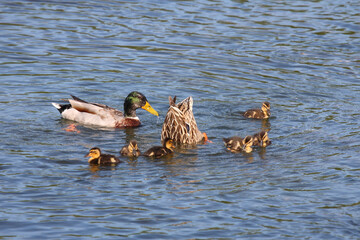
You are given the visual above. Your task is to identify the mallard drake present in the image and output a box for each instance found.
[85,147,121,165]
[223,135,253,153]
[52,91,158,128]
[161,96,208,145]
[120,140,141,157]
[252,131,272,147]
[143,138,175,158]
[243,102,270,119]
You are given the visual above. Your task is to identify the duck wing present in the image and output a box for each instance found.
[69,95,123,118]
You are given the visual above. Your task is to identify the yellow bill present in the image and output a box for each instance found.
[142,101,159,116]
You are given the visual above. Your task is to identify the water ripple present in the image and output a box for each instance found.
[0,0,360,239]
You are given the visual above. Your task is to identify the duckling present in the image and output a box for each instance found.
[223,135,254,153]
[252,131,272,147]
[143,138,175,158]
[120,140,141,157]
[243,102,270,119]
[85,147,121,165]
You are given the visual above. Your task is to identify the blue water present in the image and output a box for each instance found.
[1,0,360,239]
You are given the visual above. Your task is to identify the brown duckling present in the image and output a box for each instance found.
[252,131,272,147]
[243,102,270,119]
[223,135,253,153]
[85,147,121,165]
[143,138,175,158]
[120,140,141,157]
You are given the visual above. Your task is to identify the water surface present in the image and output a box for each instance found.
[1,0,360,239]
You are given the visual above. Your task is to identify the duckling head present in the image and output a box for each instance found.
[129,140,140,157]
[242,136,253,153]
[164,138,175,151]
[129,140,138,150]
[85,147,101,162]
[259,131,271,147]
[223,137,240,152]
[261,102,270,112]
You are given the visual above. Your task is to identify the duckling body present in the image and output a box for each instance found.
[223,135,254,153]
[161,96,207,145]
[52,91,158,128]
[243,102,271,119]
[85,147,121,165]
[120,140,141,157]
[252,131,272,147]
[143,138,174,158]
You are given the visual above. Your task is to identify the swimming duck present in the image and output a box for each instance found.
[120,140,141,157]
[252,131,272,147]
[85,147,121,165]
[52,91,158,128]
[143,138,175,158]
[161,96,208,145]
[223,135,254,153]
[243,102,270,119]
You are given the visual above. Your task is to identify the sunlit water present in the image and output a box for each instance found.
[1,0,360,239]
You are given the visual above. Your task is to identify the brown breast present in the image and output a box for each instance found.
[116,118,141,128]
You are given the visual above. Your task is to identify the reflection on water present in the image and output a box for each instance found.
[1,0,360,239]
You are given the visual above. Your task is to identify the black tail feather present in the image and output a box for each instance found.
[53,103,71,113]
[71,95,88,103]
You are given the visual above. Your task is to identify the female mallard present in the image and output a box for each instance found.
[52,91,158,128]
[85,147,121,165]
[252,131,272,147]
[120,140,141,157]
[243,102,270,119]
[223,135,254,153]
[143,138,175,158]
[161,96,208,145]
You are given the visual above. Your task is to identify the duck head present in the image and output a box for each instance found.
[85,147,101,163]
[261,102,270,112]
[124,91,159,117]
[163,138,175,151]
[128,140,140,157]
[258,131,271,147]
[242,136,254,153]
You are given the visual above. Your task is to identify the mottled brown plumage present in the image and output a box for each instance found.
[223,135,254,153]
[120,140,141,157]
[161,96,207,145]
[85,147,121,165]
[252,131,272,147]
[243,102,271,119]
[143,138,175,158]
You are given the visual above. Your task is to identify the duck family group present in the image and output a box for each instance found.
[52,91,271,165]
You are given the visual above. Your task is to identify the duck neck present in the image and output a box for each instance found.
[124,101,137,118]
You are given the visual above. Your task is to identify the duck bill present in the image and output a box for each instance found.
[142,101,159,116]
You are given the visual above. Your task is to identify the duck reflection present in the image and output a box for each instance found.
[257,147,268,160]
[261,119,271,130]
[88,164,118,178]
[124,128,136,142]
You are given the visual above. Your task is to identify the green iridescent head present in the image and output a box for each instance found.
[124,91,158,117]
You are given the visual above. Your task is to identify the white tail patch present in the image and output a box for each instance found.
[52,102,61,109]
